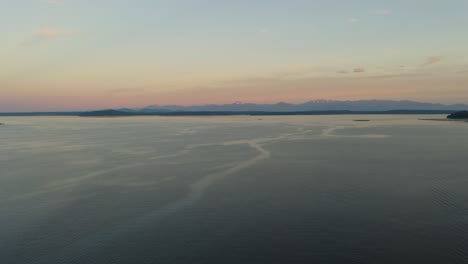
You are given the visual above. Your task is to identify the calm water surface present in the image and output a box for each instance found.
[1,115,468,264]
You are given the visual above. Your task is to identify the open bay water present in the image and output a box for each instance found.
[1,115,468,264]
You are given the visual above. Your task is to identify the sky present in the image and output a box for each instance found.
[1,0,468,111]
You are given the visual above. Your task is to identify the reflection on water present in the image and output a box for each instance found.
[1,115,468,264]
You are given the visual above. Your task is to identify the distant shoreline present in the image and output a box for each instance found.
[419,118,468,122]
[0,110,457,117]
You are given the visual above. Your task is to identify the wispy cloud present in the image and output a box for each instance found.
[40,0,64,5]
[35,28,67,39]
[372,9,392,15]
[348,17,359,23]
[422,56,442,67]
[21,27,71,45]
[366,73,430,79]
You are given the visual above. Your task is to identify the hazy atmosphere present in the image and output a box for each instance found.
[2,1,468,264]
[2,0,468,111]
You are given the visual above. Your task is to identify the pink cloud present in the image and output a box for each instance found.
[35,28,66,39]
[20,27,71,45]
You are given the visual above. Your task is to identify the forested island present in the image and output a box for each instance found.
[447,111,468,119]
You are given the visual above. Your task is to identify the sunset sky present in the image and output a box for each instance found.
[1,0,468,111]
